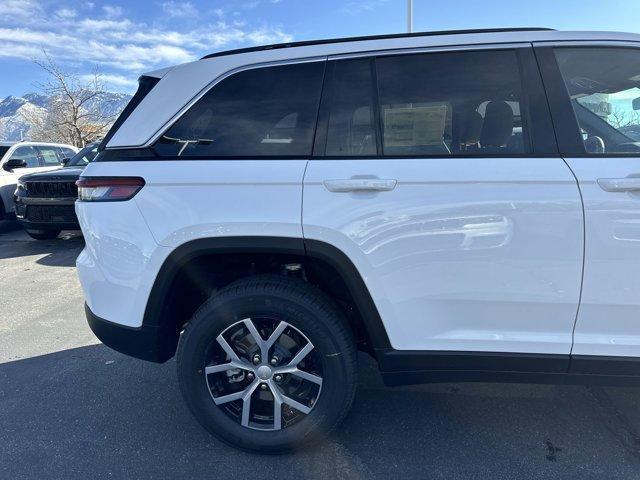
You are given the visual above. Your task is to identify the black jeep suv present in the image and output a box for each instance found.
[14,143,98,240]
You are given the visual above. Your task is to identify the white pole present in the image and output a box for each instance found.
[407,0,413,33]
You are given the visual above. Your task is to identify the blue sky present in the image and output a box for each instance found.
[1,0,639,98]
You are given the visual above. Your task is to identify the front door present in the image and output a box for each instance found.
[303,48,584,355]
[548,45,640,358]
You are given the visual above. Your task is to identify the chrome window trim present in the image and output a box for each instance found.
[532,40,640,47]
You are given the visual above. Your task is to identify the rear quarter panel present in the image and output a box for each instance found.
[76,159,307,327]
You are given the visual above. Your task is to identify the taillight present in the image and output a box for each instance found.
[76,177,145,202]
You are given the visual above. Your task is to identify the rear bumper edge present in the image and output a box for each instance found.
[85,303,177,363]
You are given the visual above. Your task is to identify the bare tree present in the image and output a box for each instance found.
[608,106,640,129]
[22,51,116,147]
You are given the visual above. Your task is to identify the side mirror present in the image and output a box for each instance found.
[2,158,27,172]
[61,157,70,166]
[633,97,640,111]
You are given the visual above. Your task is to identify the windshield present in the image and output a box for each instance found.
[67,144,98,166]
[0,146,10,160]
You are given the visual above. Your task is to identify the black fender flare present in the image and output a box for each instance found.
[142,236,392,355]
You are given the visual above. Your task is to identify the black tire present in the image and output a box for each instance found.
[177,275,357,453]
[26,229,61,240]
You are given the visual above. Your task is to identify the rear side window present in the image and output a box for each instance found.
[554,47,640,155]
[155,62,325,157]
[376,49,528,156]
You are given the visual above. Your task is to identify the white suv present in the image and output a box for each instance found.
[0,141,77,220]
[76,28,640,452]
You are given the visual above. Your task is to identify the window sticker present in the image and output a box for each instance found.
[383,104,448,147]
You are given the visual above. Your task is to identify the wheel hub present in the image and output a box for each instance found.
[256,365,273,380]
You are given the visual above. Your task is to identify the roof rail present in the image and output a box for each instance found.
[201,27,554,60]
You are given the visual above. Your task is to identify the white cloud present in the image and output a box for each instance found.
[243,0,283,9]
[0,0,295,92]
[341,0,390,14]
[161,1,198,18]
[55,8,77,19]
[0,0,44,24]
[102,4,123,18]
[81,73,139,90]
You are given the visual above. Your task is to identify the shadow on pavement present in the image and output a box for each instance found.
[0,218,21,234]
[2,346,640,479]
[0,225,84,266]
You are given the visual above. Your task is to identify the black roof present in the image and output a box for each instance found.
[201,27,554,60]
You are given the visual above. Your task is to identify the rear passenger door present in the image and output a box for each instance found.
[303,46,584,356]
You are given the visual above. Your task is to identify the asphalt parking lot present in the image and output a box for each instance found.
[3,220,640,479]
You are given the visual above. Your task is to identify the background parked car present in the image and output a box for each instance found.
[0,141,78,222]
[14,142,99,240]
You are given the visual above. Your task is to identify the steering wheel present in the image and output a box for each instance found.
[584,135,605,154]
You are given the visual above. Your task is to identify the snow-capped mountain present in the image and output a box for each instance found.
[0,91,132,142]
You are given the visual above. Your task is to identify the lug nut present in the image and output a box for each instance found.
[270,356,279,366]
[274,374,282,382]
[260,383,268,391]
[252,354,261,365]
[247,372,254,380]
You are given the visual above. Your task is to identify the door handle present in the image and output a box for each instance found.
[323,178,397,193]
[597,178,640,192]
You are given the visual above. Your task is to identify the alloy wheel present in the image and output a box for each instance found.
[204,317,323,431]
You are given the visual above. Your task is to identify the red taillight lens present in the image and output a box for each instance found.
[76,177,145,202]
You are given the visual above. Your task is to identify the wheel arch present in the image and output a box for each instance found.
[142,236,391,362]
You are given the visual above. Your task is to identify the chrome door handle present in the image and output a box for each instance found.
[323,179,397,193]
[597,178,640,192]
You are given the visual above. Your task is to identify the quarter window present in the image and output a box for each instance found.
[154,62,325,157]
[554,47,640,154]
[376,50,528,156]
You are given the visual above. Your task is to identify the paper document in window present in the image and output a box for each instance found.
[383,104,448,147]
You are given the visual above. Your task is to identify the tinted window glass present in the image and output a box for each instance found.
[62,147,76,158]
[555,48,640,154]
[0,146,9,159]
[155,62,325,157]
[324,59,377,156]
[68,144,98,166]
[38,146,62,165]
[376,50,528,156]
[10,146,39,167]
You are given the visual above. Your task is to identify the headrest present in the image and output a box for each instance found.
[480,101,514,148]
